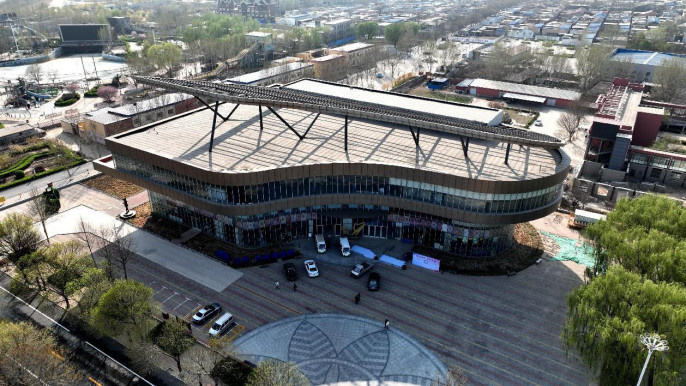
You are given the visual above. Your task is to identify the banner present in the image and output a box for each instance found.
[411,253,441,272]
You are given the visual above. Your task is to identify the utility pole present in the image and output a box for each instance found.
[91,56,100,80]
[80,56,90,89]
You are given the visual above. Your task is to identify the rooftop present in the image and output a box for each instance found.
[284,79,502,126]
[610,48,686,67]
[109,102,565,182]
[310,54,344,62]
[225,62,313,84]
[329,42,373,52]
[85,93,191,124]
[469,79,582,101]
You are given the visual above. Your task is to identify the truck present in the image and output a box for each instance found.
[568,209,606,229]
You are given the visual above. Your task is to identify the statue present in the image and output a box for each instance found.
[123,197,129,212]
[120,197,135,219]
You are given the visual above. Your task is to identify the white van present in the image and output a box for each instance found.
[339,237,351,257]
[315,234,326,253]
[209,312,234,337]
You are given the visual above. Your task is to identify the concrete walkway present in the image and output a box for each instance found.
[40,205,242,292]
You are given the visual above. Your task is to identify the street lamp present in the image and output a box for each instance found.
[637,333,668,386]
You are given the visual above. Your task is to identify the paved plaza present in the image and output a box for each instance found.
[234,314,448,385]
[39,205,243,292]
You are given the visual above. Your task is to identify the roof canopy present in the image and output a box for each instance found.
[502,92,546,103]
[132,76,564,148]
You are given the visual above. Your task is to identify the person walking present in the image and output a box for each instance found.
[384,319,390,330]
[354,293,361,304]
[275,281,280,290]
[293,283,297,292]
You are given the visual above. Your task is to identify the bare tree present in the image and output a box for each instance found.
[46,69,59,85]
[25,189,51,244]
[25,64,43,84]
[76,217,99,267]
[575,45,611,91]
[97,226,136,280]
[610,57,633,80]
[557,111,583,142]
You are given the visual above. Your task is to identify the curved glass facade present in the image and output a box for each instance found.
[150,192,515,257]
[114,155,563,216]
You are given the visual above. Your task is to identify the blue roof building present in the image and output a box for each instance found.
[610,49,686,82]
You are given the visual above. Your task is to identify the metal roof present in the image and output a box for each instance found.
[225,62,313,84]
[132,76,564,148]
[470,78,582,101]
[610,48,686,67]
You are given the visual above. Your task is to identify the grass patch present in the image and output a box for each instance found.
[0,151,52,179]
[651,136,686,155]
[0,159,85,191]
[82,175,144,199]
[410,88,472,104]
[124,203,188,240]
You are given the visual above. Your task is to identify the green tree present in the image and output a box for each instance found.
[146,42,183,77]
[0,321,81,384]
[0,212,41,262]
[584,195,686,284]
[43,241,94,309]
[356,22,379,41]
[562,267,685,385]
[384,22,410,49]
[575,45,611,91]
[246,360,309,386]
[653,57,686,102]
[152,319,195,372]
[92,280,156,341]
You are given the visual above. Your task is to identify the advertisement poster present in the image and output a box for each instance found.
[411,253,441,272]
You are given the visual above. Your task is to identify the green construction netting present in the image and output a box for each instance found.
[540,231,596,268]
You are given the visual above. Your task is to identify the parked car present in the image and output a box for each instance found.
[534,119,542,126]
[283,262,298,281]
[192,303,222,324]
[350,262,373,278]
[304,260,319,278]
[209,312,235,337]
[367,272,381,291]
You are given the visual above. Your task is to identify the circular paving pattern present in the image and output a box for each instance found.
[234,314,448,385]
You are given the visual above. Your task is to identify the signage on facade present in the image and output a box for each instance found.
[411,253,441,272]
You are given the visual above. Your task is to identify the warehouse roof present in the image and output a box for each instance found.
[225,62,313,84]
[610,48,686,67]
[469,79,582,101]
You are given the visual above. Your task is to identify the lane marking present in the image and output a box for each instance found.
[161,292,178,304]
[172,298,190,311]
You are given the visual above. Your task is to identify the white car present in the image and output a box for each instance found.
[534,119,543,126]
[304,260,319,277]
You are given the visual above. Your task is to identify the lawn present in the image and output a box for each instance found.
[82,174,144,199]
[504,108,538,127]
[0,140,84,191]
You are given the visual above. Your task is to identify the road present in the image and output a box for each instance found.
[0,162,95,206]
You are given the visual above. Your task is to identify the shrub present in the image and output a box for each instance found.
[211,357,253,386]
[84,84,101,98]
[54,92,80,107]
[14,170,24,179]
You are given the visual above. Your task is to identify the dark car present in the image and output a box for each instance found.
[367,272,381,291]
[350,262,373,278]
[192,303,222,324]
[283,262,298,281]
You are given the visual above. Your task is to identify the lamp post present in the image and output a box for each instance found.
[637,333,668,386]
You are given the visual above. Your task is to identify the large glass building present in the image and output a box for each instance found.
[95,77,569,258]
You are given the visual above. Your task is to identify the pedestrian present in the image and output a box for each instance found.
[354,293,361,304]
[293,283,297,292]
[275,281,280,290]
[384,319,389,330]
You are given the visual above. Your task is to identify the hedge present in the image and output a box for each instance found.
[10,143,50,156]
[0,151,52,179]
[0,159,85,191]
[84,85,101,98]
[54,93,80,107]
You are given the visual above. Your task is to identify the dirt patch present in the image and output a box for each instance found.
[83,175,144,199]
[413,223,544,276]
